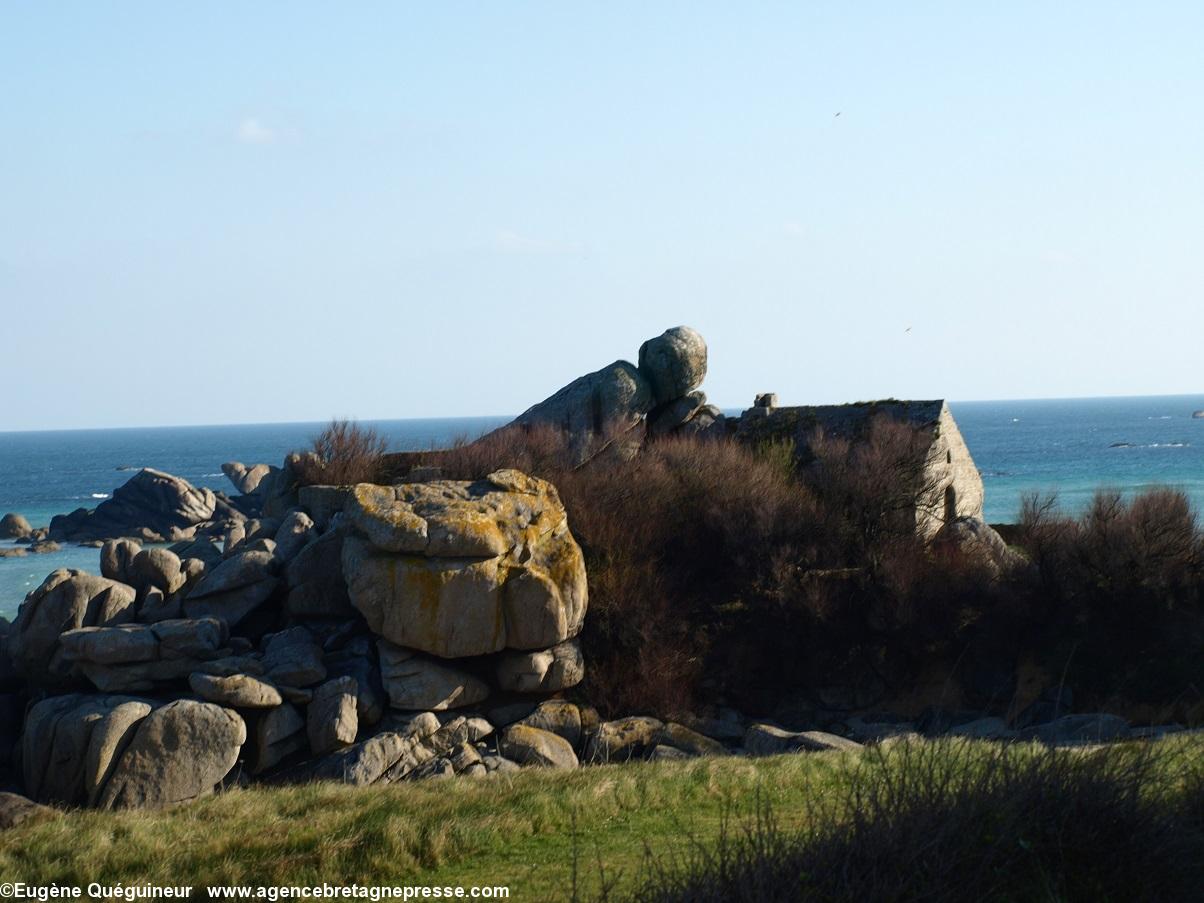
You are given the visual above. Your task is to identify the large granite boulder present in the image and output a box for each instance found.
[7,570,138,685]
[22,694,154,806]
[509,360,654,456]
[637,326,707,405]
[498,724,578,769]
[49,468,217,543]
[0,513,32,540]
[97,699,246,810]
[343,470,587,658]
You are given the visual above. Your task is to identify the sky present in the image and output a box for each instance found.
[2,2,1203,430]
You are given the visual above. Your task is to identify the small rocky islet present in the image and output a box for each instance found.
[0,327,1183,820]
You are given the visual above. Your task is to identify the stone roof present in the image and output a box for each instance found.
[736,399,948,446]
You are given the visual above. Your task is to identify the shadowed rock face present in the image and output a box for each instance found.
[342,469,588,659]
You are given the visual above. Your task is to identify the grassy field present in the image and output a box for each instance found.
[2,738,1201,901]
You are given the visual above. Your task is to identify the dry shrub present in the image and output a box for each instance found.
[1018,487,1204,700]
[603,740,1204,903]
[294,419,389,486]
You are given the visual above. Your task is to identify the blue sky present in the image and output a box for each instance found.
[2,2,1202,430]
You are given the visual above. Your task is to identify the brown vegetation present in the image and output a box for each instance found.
[302,417,1204,720]
[294,419,389,487]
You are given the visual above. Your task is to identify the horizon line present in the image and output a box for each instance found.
[2,390,1203,436]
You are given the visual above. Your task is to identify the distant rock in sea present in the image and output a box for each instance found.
[1194,410,1204,419]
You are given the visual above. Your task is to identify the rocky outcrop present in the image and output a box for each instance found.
[49,468,218,543]
[0,513,32,540]
[485,326,717,463]
[7,570,138,686]
[342,470,587,659]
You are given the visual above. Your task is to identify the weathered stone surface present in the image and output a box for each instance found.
[324,637,385,725]
[638,326,707,405]
[518,700,581,747]
[23,694,148,805]
[98,699,246,810]
[261,627,326,688]
[187,549,275,598]
[657,722,728,757]
[84,700,154,806]
[0,792,55,830]
[183,575,278,627]
[50,469,217,543]
[308,676,359,755]
[377,641,489,711]
[647,391,707,437]
[189,672,282,709]
[510,360,655,446]
[274,511,315,563]
[222,462,272,495]
[938,517,1026,575]
[252,703,306,774]
[285,528,353,617]
[7,570,138,685]
[343,471,587,658]
[0,513,33,540]
[128,548,185,595]
[744,724,863,756]
[307,731,411,785]
[496,639,584,693]
[499,724,578,769]
[584,716,664,763]
[60,623,159,665]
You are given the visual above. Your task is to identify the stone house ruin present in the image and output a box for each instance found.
[736,397,985,539]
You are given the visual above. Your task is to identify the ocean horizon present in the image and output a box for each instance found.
[3,394,1203,615]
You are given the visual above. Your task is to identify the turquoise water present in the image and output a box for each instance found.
[2,397,1203,616]
[949,396,1204,523]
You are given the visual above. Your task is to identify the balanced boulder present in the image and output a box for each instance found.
[637,326,707,405]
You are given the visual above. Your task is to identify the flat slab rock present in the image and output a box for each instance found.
[744,724,863,756]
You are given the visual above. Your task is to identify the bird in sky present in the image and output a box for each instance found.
[905,326,912,333]
[834,112,841,117]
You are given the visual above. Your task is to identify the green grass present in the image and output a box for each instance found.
[2,739,1201,901]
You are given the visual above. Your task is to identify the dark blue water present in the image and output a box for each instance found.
[0,417,508,614]
[2,398,1202,616]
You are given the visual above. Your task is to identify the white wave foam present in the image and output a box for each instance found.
[90,493,110,499]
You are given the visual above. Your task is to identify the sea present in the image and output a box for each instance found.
[2,395,1202,618]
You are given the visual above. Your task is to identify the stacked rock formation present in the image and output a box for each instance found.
[505,325,722,462]
[0,464,598,810]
